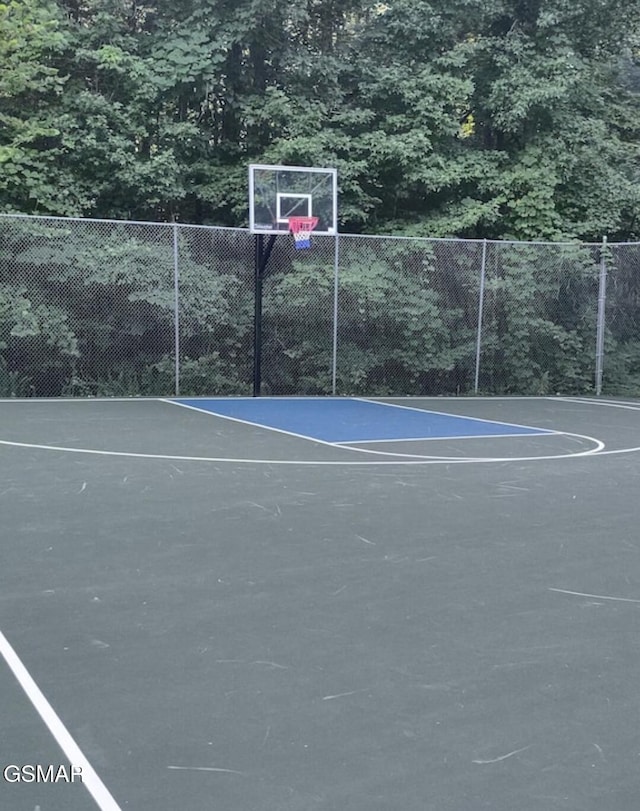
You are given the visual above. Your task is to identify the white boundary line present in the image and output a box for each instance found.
[0,394,618,463]
[0,397,154,403]
[0,394,596,404]
[335,431,603,460]
[0,434,606,464]
[554,396,640,412]
[0,394,572,404]
[593,445,640,456]
[0,630,123,810]
[374,395,552,400]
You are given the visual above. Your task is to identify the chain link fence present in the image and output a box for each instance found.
[478,241,602,395]
[260,234,337,395]
[334,235,483,395]
[0,213,637,398]
[600,242,640,396]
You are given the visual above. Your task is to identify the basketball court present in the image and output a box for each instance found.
[2,394,640,811]
[3,166,640,811]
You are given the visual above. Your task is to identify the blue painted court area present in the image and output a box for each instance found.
[173,398,553,443]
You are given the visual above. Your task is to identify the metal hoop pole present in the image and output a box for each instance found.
[595,236,608,396]
[331,233,340,395]
[173,223,180,397]
[474,239,488,394]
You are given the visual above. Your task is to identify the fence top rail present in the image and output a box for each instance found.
[343,233,603,247]
[0,212,638,249]
[0,212,246,233]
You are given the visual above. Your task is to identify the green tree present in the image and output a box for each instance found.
[0,0,82,213]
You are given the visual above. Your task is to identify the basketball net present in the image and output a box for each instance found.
[289,216,319,250]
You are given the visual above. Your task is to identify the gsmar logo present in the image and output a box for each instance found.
[3,764,83,783]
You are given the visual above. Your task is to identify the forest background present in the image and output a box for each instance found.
[2,0,640,397]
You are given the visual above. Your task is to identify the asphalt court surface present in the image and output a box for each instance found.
[2,396,640,811]
[0,395,621,462]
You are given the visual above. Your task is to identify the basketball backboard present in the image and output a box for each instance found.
[249,164,337,236]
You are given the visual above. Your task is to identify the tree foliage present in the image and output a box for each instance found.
[2,1,640,397]
[1,0,638,237]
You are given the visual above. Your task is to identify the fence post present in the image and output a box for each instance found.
[473,239,488,395]
[331,233,340,395]
[173,223,180,397]
[594,235,608,396]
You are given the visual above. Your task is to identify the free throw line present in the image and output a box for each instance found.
[334,432,563,445]
[0,630,123,811]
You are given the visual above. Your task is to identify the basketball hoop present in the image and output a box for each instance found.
[289,216,319,250]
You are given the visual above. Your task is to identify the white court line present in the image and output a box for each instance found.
[553,396,640,412]
[335,431,603,460]
[0,397,155,403]
[594,444,640,456]
[335,432,563,445]
[0,435,441,463]
[163,399,526,460]
[373,395,552,400]
[163,399,602,461]
[536,397,640,458]
[0,396,607,463]
[162,398,342,449]
[164,398,562,457]
[354,397,560,435]
[0,434,605,464]
[549,588,640,604]
[0,396,631,461]
[0,395,555,404]
[0,630,122,811]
